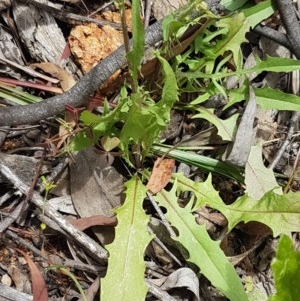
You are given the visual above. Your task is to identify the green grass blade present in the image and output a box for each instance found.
[227,85,300,111]
[152,144,244,183]
[0,82,42,105]
[127,0,144,85]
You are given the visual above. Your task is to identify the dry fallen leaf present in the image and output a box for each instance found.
[68,215,117,231]
[16,248,48,301]
[147,157,175,194]
[225,86,257,167]
[70,147,124,244]
[31,62,76,91]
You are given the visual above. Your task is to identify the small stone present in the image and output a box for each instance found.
[1,274,12,286]
[18,256,27,265]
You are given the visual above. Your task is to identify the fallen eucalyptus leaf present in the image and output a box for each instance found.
[31,62,76,91]
[68,215,117,231]
[70,147,124,244]
[16,248,48,301]
[226,85,256,166]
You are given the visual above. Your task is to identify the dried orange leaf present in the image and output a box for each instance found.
[31,62,75,91]
[147,158,175,194]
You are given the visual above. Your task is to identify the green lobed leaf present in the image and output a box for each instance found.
[162,16,185,42]
[162,0,208,41]
[227,85,300,111]
[238,55,300,75]
[175,173,224,209]
[193,107,238,141]
[255,87,300,111]
[183,55,300,83]
[175,12,250,93]
[212,13,250,67]
[221,0,275,27]
[119,56,178,163]
[245,145,282,200]
[269,235,300,301]
[221,192,300,236]
[70,130,94,151]
[71,91,131,152]
[119,95,159,163]
[101,176,153,301]
[175,173,300,237]
[156,54,179,110]
[155,180,248,301]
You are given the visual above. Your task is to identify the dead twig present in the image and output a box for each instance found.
[269,111,300,169]
[276,0,300,58]
[0,2,210,127]
[254,24,292,51]
[269,0,300,170]
[147,192,177,238]
[0,161,108,263]
[5,229,49,260]
[6,228,103,273]
[148,226,183,267]
[18,151,46,217]
[0,201,23,232]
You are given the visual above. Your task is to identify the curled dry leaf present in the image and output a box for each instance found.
[31,62,76,91]
[147,157,175,194]
[70,147,124,244]
[226,86,257,167]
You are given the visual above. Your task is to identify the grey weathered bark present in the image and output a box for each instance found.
[276,0,300,59]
